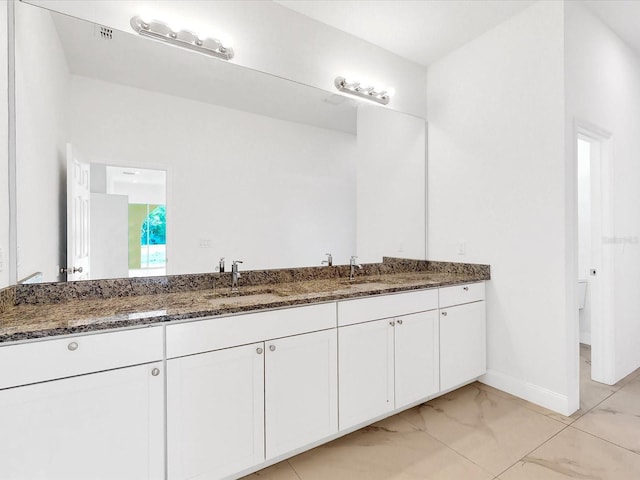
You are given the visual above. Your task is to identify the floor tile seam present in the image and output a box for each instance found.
[408,424,497,479]
[398,410,496,477]
[567,424,640,457]
[575,387,618,419]
[491,422,572,478]
[286,460,303,480]
[404,393,570,477]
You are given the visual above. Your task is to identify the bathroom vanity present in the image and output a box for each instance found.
[0,259,488,480]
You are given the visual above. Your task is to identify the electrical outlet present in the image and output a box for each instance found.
[457,241,466,255]
[198,238,212,249]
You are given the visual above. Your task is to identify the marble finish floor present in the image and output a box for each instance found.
[244,345,640,479]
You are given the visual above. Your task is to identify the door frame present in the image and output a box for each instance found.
[575,119,615,385]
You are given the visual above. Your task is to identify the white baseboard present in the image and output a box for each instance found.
[580,331,591,345]
[479,369,571,416]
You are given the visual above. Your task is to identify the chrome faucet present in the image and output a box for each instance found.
[322,253,333,267]
[231,260,243,290]
[217,257,225,273]
[350,256,362,280]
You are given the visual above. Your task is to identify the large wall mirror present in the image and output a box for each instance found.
[14,1,426,284]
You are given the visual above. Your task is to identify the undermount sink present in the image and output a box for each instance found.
[202,288,278,300]
[200,277,394,303]
[337,277,384,286]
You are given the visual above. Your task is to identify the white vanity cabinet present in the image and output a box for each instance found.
[0,327,165,480]
[167,342,266,480]
[0,280,487,480]
[439,283,487,391]
[264,328,338,459]
[165,303,337,480]
[337,290,440,430]
[337,317,395,429]
[394,310,440,408]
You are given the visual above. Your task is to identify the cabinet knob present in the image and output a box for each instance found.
[463,286,469,291]
[151,368,160,377]
[389,321,395,326]
[269,345,276,352]
[397,319,403,325]
[441,311,448,316]
[256,347,264,355]
[67,342,79,351]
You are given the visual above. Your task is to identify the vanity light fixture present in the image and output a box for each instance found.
[334,76,392,105]
[130,16,234,60]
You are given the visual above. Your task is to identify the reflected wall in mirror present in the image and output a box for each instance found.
[15,2,426,283]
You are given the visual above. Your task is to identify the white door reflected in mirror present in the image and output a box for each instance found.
[65,144,91,282]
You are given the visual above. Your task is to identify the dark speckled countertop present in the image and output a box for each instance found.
[0,259,489,344]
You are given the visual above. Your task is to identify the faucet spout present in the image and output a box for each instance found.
[231,260,243,291]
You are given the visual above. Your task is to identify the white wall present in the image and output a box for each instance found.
[70,75,357,274]
[15,2,71,282]
[566,1,640,381]
[24,0,427,119]
[0,1,9,289]
[356,105,426,264]
[90,193,128,279]
[427,1,574,414]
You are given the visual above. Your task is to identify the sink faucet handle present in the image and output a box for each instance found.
[322,253,333,266]
[217,257,225,273]
[350,255,358,263]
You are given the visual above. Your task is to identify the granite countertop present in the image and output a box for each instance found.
[0,259,490,344]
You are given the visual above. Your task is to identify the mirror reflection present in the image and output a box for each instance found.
[91,165,167,280]
[15,2,426,283]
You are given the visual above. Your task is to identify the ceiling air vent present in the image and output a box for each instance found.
[95,25,113,40]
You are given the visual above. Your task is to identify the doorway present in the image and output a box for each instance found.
[88,164,167,279]
[576,122,614,391]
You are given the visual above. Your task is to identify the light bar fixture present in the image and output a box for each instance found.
[130,16,234,60]
[334,76,392,105]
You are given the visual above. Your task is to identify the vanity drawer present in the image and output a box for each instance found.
[337,289,438,327]
[439,282,485,308]
[166,302,336,359]
[0,327,164,390]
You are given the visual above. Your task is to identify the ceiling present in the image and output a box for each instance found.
[276,1,640,67]
[274,0,535,67]
[583,1,640,58]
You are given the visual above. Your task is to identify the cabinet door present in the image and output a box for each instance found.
[265,329,338,459]
[440,301,486,391]
[0,362,164,480]
[167,343,265,480]
[395,310,439,408]
[338,318,394,430]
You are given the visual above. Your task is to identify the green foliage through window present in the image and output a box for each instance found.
[141,205,166,245]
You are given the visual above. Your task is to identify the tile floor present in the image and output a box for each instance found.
[244,344,640,479]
